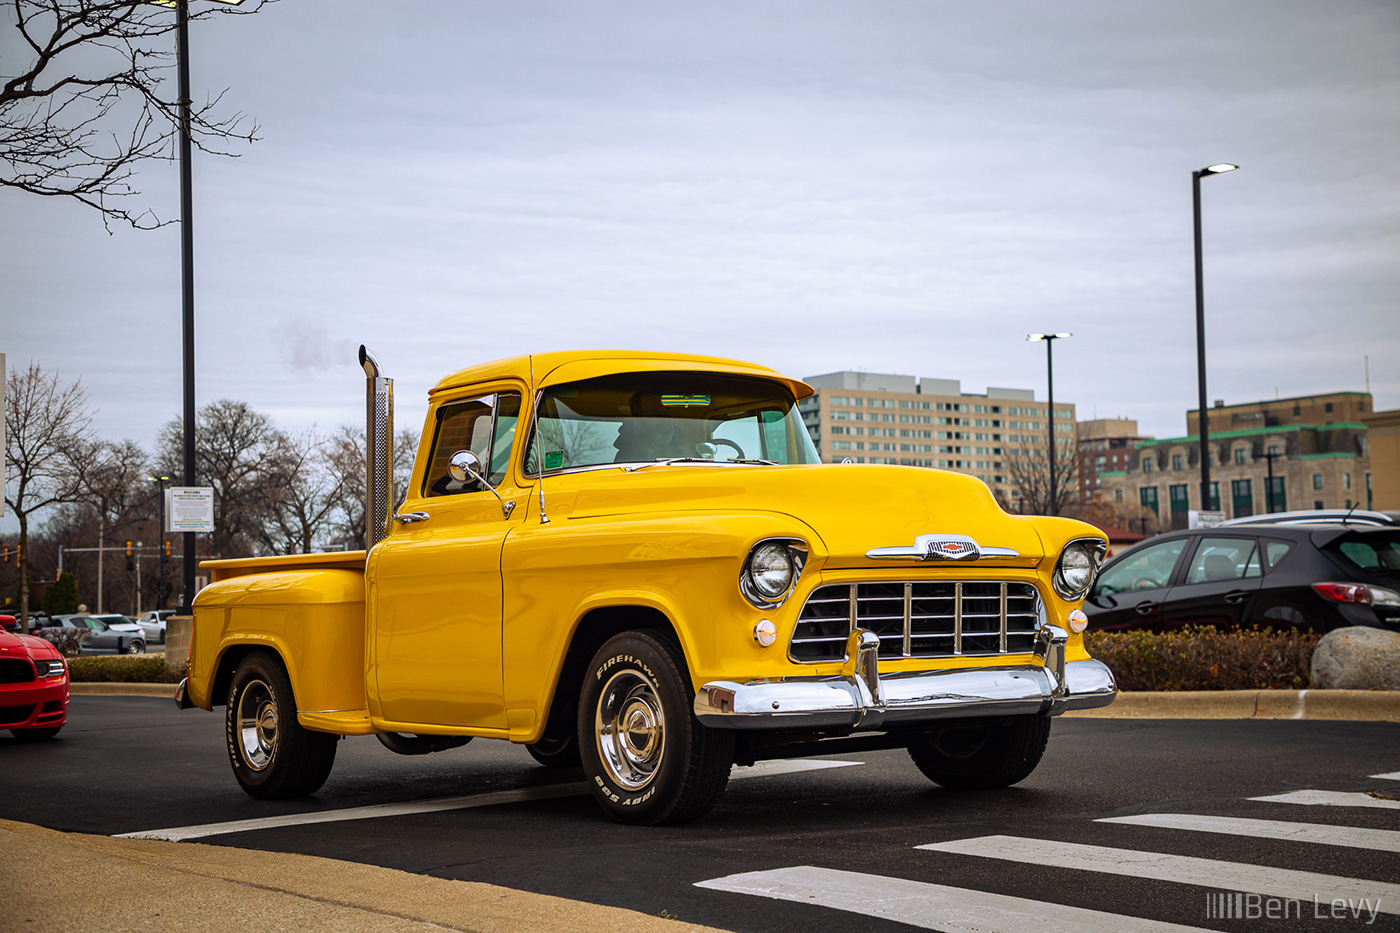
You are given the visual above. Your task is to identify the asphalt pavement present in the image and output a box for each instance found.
[6,697,1400,933]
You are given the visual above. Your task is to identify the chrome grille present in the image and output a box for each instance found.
[790,581,1043,662]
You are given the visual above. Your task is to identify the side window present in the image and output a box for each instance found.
[1264,540,1295,572]
[424,392,521,497]
[1095,538,1188,595]
[1184,537,1261,584]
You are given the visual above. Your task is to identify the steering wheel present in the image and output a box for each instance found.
[707,438,746,460]
[1131,577,1160,591]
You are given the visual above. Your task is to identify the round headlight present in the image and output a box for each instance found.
[1053,538,1104,600]
[749,543,793,599]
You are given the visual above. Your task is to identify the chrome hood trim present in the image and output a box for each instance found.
[866,533,1019,561]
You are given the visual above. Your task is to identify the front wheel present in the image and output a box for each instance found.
[526,733,581,768]
[10,727,61,742]
[226,651,338,799]
[579,631,733,824]
[126,640,145,655]
[907,715,1051,790]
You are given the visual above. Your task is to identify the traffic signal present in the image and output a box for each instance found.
[126,541,133,557]
[164,540,171,557]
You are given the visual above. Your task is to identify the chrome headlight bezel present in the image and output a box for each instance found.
[1052,537,1107,601]
[739,538,808,609]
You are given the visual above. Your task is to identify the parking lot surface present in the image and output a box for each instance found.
[4,697,1398,932]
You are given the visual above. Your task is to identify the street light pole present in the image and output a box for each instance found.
[175,0,198,614]
[1192,162,1238,515]
[1027,332,1071,515]
[150,475,171,608]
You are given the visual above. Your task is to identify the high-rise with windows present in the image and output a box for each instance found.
[797,370,1077,511]
[1096,391,1374,529]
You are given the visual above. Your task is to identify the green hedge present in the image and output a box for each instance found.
[1086,626,1320,691]
[67,656,187,684]
[65,627,1319,691]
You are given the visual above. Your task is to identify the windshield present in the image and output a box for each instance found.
[1332,532,1400,576]
[526,371,820,473]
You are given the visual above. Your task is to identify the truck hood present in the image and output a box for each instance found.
[555,463,1049,568]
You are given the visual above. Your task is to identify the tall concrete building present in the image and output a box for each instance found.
[798,370,1077,511]
[1098,391,1374,529]
[1077,419,1152,501]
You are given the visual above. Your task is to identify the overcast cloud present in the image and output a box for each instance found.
[3,0,1397,492]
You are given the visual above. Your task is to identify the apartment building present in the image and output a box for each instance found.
[797,370,1077,510]
[1077,419,1152,501]
[1097,391,1374,529]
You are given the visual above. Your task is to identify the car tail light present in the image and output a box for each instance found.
[1311,582,1400,607]
[1313,583,1371,604]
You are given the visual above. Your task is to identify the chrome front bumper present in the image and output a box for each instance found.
[694,623,1116,731]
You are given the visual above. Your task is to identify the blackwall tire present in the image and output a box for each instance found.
[11,727,61,742]
[226,651,337,799]
[907,714,1051,790]
[526,733,581,768]
[578,631,732,825]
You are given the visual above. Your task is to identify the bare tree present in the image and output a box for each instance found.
[324,424,419,551]
[156,399,285,559]
[1003,434,1079,516]
[1,0,268,229]
[3,362,93,628]
[65,438,150,609]
[258,429,345,555]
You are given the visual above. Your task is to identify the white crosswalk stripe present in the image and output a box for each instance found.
[119,757,860,841]
[1370,772,1400,781]
[1098,814,1400,852]
[1250,789,1400,810]
[696,866,1215,933]
[916,835,1400,916]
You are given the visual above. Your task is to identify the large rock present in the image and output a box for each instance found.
[1311,626,1400,690]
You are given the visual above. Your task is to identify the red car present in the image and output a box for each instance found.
[0,620,69,741]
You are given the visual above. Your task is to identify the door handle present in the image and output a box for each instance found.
[1134,601,1156,615]
[394,512,430,524]
[1223,590,1248,604]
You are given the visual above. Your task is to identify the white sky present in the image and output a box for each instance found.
[3,0,1398,478]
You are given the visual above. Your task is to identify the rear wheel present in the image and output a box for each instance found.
[907,715,1051,790]
[579,631,732,824]
[226,651,337,799]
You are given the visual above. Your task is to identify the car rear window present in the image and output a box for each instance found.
[1332,532,1400,574]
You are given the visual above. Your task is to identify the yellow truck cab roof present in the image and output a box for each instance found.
[430,350,815,401]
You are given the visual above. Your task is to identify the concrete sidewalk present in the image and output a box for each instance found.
[5,819,727,933]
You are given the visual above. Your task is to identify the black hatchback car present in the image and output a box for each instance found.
[1084,523,1400,633]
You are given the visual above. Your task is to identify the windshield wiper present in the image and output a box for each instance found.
[623,457,779,473]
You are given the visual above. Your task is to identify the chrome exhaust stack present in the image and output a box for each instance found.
[359,345,393,550]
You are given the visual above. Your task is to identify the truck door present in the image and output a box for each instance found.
[368,390,524,730]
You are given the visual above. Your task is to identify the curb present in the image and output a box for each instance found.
[1062,689,1400,722]
[69,684,1400,721]
[71,682,177,697]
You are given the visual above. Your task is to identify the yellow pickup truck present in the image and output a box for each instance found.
[177,348,1115,824]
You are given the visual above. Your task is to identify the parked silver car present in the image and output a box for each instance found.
[40,614,146,655]
[136,609,177,644]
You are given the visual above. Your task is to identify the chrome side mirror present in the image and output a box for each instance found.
[447,449,516,520]
[448,449,486,485]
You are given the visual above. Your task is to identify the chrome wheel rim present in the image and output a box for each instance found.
[237,679,278,771]
[595,669,665,791]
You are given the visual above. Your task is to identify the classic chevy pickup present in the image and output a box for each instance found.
[177,349,1115,824]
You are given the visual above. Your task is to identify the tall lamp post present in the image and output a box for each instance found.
[1027,332,1071,515]
[149,475,172,608]
[164,0,242,611]
[1192,162,1238,515]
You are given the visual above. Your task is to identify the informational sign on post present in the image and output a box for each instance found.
[1188,509,1226,529]
[166,487,215,533]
